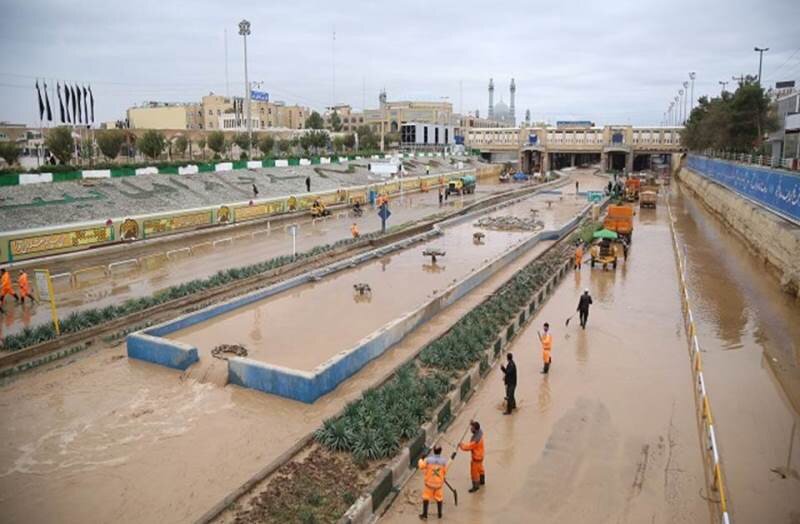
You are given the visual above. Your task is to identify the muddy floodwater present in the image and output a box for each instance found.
[0,180,508,339]
[0,173,599,524]
[670,184,800,523]
[170,193,585,372]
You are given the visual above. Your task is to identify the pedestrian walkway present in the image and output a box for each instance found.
[381,204,710,523]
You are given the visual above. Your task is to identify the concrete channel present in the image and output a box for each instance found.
[0,170,603,524]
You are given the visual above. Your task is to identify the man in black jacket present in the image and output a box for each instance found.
[577,288,593,329]
[501,352,517,414]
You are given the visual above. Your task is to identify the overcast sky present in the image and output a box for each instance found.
[1,0,799,127]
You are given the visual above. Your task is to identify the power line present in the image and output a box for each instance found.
[762,45,800,83]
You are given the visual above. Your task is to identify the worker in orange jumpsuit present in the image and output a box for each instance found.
[455,420,485,492]
[418,445,448,520]
[574,243,584,270]
[17,269,33,304]
[0,268,19,307]
[350,223,360,238]
[538,322,553,374]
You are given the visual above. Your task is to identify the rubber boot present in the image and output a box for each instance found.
[480,473,486,485]
[469,481,480,493]
[437,501,443,519]
[419,500,428,520]
[541,361,550,374]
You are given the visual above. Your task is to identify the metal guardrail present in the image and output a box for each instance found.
[703,149,800,172]
[667,200,731,524]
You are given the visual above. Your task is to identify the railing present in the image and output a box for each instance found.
[667,201,731,524]
[703,149,800,171]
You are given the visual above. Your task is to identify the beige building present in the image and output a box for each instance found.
[324,93,455,135]
[127,103,202,130]
[202,94,307,131]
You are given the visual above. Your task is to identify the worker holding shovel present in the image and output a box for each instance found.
[453,420,486,493]
[418,445,449,520]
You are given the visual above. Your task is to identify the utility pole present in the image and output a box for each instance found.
[732,74,745,88]
[682,82,689,124]
[224,29,230,97]
[754,46,769,85]
[674,95,680,125]
[332,27,336,109]
[678,89,685,124]
[238,19,252,158]
[719,80,728,94]
[688,72,696,114]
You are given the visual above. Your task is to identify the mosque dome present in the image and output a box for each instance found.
[494,100,509,120]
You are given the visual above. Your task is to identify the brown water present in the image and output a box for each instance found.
[669,184,800,523]
[382,196,710,524]
[170,194,585,372]
[0,181,507,339]
[0,171,603,524]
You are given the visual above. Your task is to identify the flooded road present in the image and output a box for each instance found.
[382,196,710,523]
[170,193,585,372]
[670,183,800,523]
[0,171,602,524]
[0,180,509,339]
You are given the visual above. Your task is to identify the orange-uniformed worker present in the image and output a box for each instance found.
[17,269,33,304]
[574,244,584,269]
[350,223,360,238]
[418,445,448,520]
[538,322,553,374]
[0,268,19,306]
[456,420,485,492]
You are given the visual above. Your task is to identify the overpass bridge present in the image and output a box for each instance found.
[466,125,685,173]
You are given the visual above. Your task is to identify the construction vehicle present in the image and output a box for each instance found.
[310,199,330,218]
[624,178,641,201]
[447,174,476,196]
[640,183,657,208]
[589,239,618,270]
[603,205,634,242]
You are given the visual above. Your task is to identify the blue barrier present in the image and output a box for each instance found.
[127,333,198,370]
[687,155,800,224]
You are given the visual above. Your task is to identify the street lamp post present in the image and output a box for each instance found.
[674,95,680,125]
[239,19,252,158]
[754,46,769,85]
[682,82,689,124]
[719,80,728,95]
[689,72,696,114]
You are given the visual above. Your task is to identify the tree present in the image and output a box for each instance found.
[329,111,342,132]
[277,139,292,155]
[343,133,356,150]
[197,137,207,159]
[138,130,166,160]
[96,129,125,160]
[46,126,74,165]
[0,141,21,166]
[207,131,225,156]
[384,131,400,146]
[305,111,324,130]
[332,136,345,153]
[682,79,777,153]
[258,134,275,157]
[234,134,250,151]
[174,136,188,158]
[355,125,379,150]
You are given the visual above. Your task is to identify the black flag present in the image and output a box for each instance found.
[88,85,95,123]
[82,86,89,127]
[44,82,53,122]
[57,83,65,123]
[65,84,72,123]
[35,80,45,120]
[75,83,82,123]
[70,84,77,123]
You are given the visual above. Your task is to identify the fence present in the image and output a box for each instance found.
[687,155,800,225]
[701,149,800,172]
[667,200,731,524]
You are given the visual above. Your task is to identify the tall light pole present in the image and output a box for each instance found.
[754,46,769,85]
[238,19,252,158]
[719,80,728,95]
[682,82,689,124]
[689,72,696,114]
[674,95,680,125]
[668,102,674,126]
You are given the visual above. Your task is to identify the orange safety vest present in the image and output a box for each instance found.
[541,333,552,352]
[419,456,448,489]
[18,273,30,295]
[351,224,360,237]
[575,246,583,261]
[459,434,485,462]
[1,272,12,292]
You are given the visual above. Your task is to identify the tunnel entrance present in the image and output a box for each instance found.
[607,152,628,172]
[521,149,543,174]
[548,152,601,171]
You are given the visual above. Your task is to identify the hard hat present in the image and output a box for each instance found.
[584,288,589,293]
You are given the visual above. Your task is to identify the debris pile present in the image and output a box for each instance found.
[474,215,544,232]
[211,344,248,360]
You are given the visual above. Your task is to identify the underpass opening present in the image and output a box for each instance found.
[607,151,628,172]
[548,153,601,171]
[520,149,543,174]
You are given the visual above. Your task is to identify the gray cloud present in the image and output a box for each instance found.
[1,0,798,126]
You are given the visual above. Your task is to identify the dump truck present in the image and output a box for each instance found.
[624,178,641,201]
[603,205,634,242]
[447,174,476,196]
[640,184,658,208]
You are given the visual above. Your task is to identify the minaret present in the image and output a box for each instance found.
[488,78,494,120]
[509,78,516,125]
[379,88,387,108]
[525,108,531,125]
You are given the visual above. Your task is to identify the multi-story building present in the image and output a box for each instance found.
[767,82,800,168]
[203,94,307,131]
[324,93,455,136]
[127,102,203,130]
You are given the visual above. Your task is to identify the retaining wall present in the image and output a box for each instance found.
[679,167,800,296]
